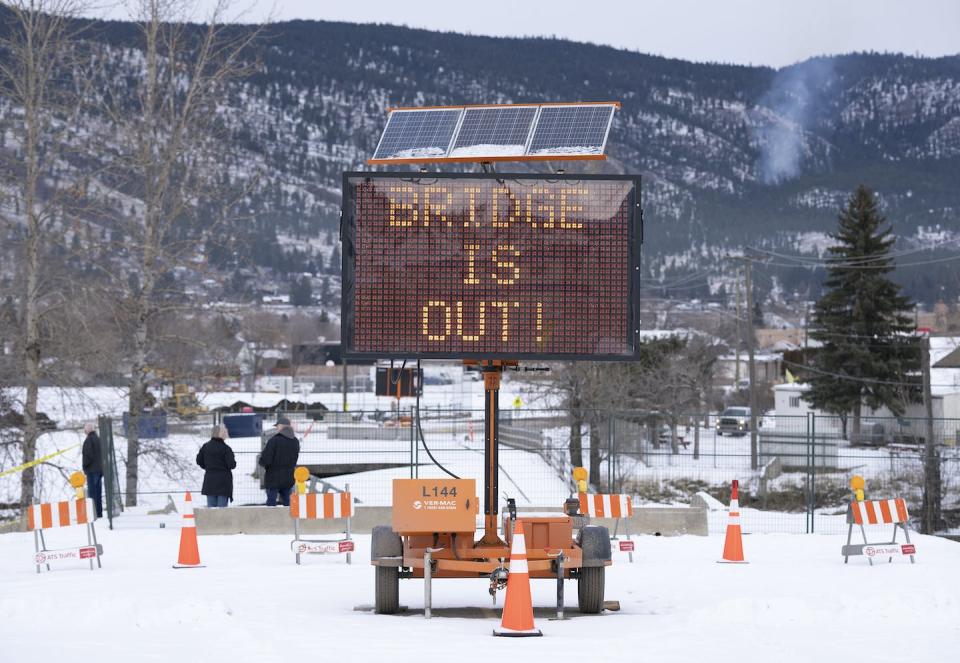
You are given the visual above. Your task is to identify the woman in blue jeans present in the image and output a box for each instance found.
[196,425,236,507]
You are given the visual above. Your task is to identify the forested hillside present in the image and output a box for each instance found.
[2,14,959,305]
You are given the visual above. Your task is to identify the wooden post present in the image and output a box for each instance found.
[920,335,941,533]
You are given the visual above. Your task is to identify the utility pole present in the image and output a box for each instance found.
[728,254,760,469]
[745,259,759,470]
[920,335,941,533]
[735,267,741,387]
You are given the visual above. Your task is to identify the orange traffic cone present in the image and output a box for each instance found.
[718,480,747,564]
[173,491,204,568]
[494,519,542,637]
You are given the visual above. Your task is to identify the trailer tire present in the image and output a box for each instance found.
[578,525,611,566]
[371,525,403,562]
[577,567,605,614]
[375,566,400,614]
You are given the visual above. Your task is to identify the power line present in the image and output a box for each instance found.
[747,246,960,270]
[749,243,957,265]
[643,270,715,288]
[781,358,958,389]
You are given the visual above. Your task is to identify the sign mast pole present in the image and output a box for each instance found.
[480,361,505,545]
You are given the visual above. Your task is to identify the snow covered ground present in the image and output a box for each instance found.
[1,525,957,662]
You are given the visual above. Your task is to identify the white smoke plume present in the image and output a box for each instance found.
[754,58,835,184]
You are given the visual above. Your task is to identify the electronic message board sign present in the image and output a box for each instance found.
[341,172,641,360]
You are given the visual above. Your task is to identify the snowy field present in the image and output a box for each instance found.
[1,525,957,662]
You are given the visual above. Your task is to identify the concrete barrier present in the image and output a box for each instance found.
[759,433,839,470]
[195,504,707,537]
[609,507,708,537]
[0,517,27,534]
[195,505,391,535]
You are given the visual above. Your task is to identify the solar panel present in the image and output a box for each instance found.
[527,104,616,157]
[448,105,538,158]
[367,102,619,163]
[371,108,463,161]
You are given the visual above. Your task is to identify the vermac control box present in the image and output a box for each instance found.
[392,479,477,535]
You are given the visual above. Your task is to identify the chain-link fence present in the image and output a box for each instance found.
[100,408,960,535]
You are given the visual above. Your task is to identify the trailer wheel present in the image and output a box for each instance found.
[578,525,611,566]
[371,526,403,560]
[375,566,399,614]
[577,567,605,614]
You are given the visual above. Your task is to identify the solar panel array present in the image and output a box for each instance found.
[371,109,462,162]
[369,103,617,163]
[450,106,538,158]
[528,105,617,156]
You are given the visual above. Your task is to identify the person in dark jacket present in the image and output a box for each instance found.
[196,425,237,507]
[81,422,104,518]
[258,416,299,506]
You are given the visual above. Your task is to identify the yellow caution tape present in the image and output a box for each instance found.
[0,444,79,478]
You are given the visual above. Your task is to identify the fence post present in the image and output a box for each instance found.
[810,413,816,534]
[804,412,812,534]
[97,415,122,529]
[712,414,717,468]
[409,406,415,479]
[607,412,614,492]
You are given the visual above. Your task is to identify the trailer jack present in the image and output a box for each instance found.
[489,561,508,603]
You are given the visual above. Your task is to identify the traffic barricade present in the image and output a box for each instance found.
[842,476,915,565]
[28,497,102,573]
[578,492,636,562]
[290,473,354,565]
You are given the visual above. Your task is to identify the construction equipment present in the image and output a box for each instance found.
[163,384,208,419]
[371,361,612,615]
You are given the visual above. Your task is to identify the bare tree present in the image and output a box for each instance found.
[526,334,723,490]
[241,309,285,384]
[0,0,94,508]
[104,0,261,505]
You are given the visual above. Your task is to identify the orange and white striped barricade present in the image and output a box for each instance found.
[290,485,355,565]
[842,497,915,565]
[578,493,636,562]
[27,498,102,573]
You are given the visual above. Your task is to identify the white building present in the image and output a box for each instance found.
[773,335,960,444]
[774,382,960,419]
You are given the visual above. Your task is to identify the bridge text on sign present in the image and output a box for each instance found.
[342,174,641,360]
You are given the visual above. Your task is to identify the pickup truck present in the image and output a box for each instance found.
[716,407,751,437]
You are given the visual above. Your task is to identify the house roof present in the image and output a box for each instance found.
[719,354,782,362]
[933,345,960,369]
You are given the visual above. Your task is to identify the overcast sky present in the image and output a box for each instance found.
[101,1,960,68]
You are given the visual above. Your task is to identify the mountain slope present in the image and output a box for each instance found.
[2,16,959,305]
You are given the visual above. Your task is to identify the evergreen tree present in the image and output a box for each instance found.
[806,186,918,442]
[752,300,764,328]
[328,246,340,274]
[289,276,313,307]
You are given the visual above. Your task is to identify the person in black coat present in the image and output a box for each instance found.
[258,416,300,506]
[196,425,237,507]
[81,422,104,518]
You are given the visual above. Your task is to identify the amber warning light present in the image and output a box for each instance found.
[341,172,641,360]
